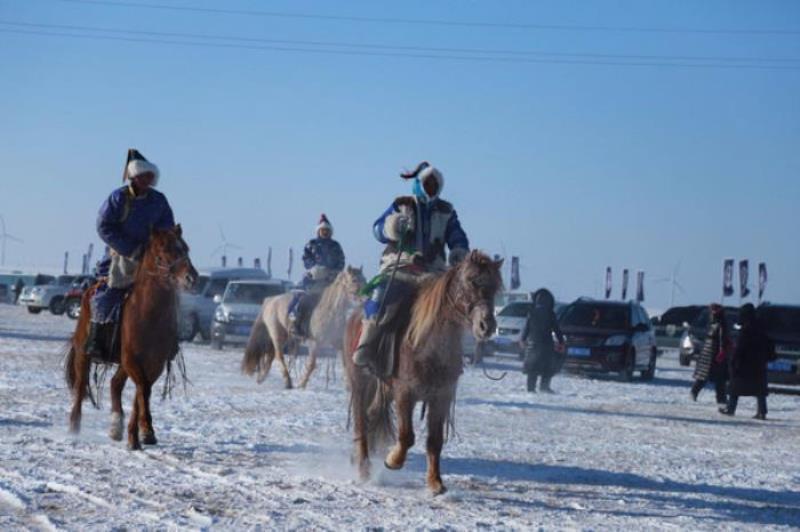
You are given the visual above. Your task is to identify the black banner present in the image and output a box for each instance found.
[636,270,645,302]
[510,256,520,290]
[622,269,629,300]
[723,258,735,297]
[739,259,750,299]
[267,247,272,277]
[605,267,612,299]
[287,247,294,280]
[758,262,767,301]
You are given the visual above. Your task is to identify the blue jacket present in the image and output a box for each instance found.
[373,196,468,271]
[302,237,345,272]
[97,185,175,257]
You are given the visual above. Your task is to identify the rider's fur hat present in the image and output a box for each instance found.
[316,213,333,236]
[123,149,160,186]
[400,161,444,200]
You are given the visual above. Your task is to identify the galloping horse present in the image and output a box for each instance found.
[65,226,197,449]
[242,266,365,389]
[343,250,502,494]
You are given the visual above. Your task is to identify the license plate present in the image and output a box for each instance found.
[568,346,591,357]
[768,360,794,373]
[236,326,252,335]
[494,337,512,345]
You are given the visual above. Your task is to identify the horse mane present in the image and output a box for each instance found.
[406,267,459,349]
[309,270,355,336]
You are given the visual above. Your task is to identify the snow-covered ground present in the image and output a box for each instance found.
[1,303,798,530]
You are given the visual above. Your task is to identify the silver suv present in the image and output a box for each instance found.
[18,275,93,315]
[179,268,270,342]
[210,279,289,349]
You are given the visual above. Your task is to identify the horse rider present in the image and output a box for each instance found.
[85,149,176,362]
[352,161,469,367]
[288,214,345,336]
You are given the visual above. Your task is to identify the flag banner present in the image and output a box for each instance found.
[254,258,261,269]
[63,252,69,274]
[221,255,227,268]
[86,243,94,266]
[622,269,629,300]
[288,247,294,280]
[758,262,768,301]
[237,257,243,268]
[267,247,272,277]
[81,254,88,275]
[739,259,750,299]
[510,256,520,290]
[636,270,645,302]
[723,258,735,297]
[605,267,612,299]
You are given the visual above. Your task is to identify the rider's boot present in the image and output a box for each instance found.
[352,318,379,367]
[85,321,111,362]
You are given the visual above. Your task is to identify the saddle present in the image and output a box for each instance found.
[364,280,418,379]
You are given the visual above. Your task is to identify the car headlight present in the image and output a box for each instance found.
[681,335,694,350]
[214,307,229,323]
[604,335,628,346]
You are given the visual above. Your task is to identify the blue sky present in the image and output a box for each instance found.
[1,0,798,309]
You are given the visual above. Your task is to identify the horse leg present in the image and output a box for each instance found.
[351,377,371,481]
[109,366,127,441]
[274,337,293,389]
[425,396,450,495]
[127,388,141,450]
[385,390,415,470]
[139,381,157,445]
[298,342,318,389]
[68,347,90,434]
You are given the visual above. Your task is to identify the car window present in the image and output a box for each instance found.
[207,278,229,298]
[498,302,532,318]
[225,284,284,304]
[560,304,630,330]
[759,307,800,337]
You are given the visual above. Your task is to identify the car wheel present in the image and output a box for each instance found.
[679,353,691,367]
[620,351,636,382]
[49,297,66,315]
[211,337,224,350]
[179,314,198,343]
[66,298,82,320]
[27,306,42,314]
[199,326,211,342]
[641,350,657,381]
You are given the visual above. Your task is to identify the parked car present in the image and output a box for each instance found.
[63,277,96,320]
[652,305,704,349]
[678,306,739,366]
[759,303,800,386]
[210,279,288,350]
[559,298,657,381]
[17,274,92,315]
[179,268,270,342]
[491,301,533,359]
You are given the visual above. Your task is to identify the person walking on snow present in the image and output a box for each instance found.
[690,303,731,405]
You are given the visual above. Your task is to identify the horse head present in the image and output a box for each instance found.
[453,250,503,342]
[340,265,366,301]
[146,224,198,290]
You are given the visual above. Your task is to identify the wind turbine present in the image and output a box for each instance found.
[654,260,686,308]
[210,224,242,263]
[0,215,23,266]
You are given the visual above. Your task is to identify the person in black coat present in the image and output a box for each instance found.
[520,288,565,393]
[690,304,730,404]
[719,303,775,419]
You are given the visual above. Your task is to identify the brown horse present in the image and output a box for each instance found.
[242,266,365,389]
[65,226,197,450]
[343,250,502,494]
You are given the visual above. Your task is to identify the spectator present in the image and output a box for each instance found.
[719,303,775,420]
[520,288,565,393]
[690,304,730,405]
[12,278,24,303]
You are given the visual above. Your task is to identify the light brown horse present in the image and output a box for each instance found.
[65,226,197,450]
[343,250,503,494]
[242,266,365,389]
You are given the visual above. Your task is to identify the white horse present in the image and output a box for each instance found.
[242,266,365,388]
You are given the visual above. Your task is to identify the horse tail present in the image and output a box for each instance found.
[366,381,395,451]
[64,342,78,391]
[242,314,273,376]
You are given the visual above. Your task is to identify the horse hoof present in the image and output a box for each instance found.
[429,483,447,496]
[109,413,123,441]
[69,423,80,435]
[128,441,142,451]
[384,460,403,471]
[109,427,123,441]
[285,382,293,390]
[142,431,158,445]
